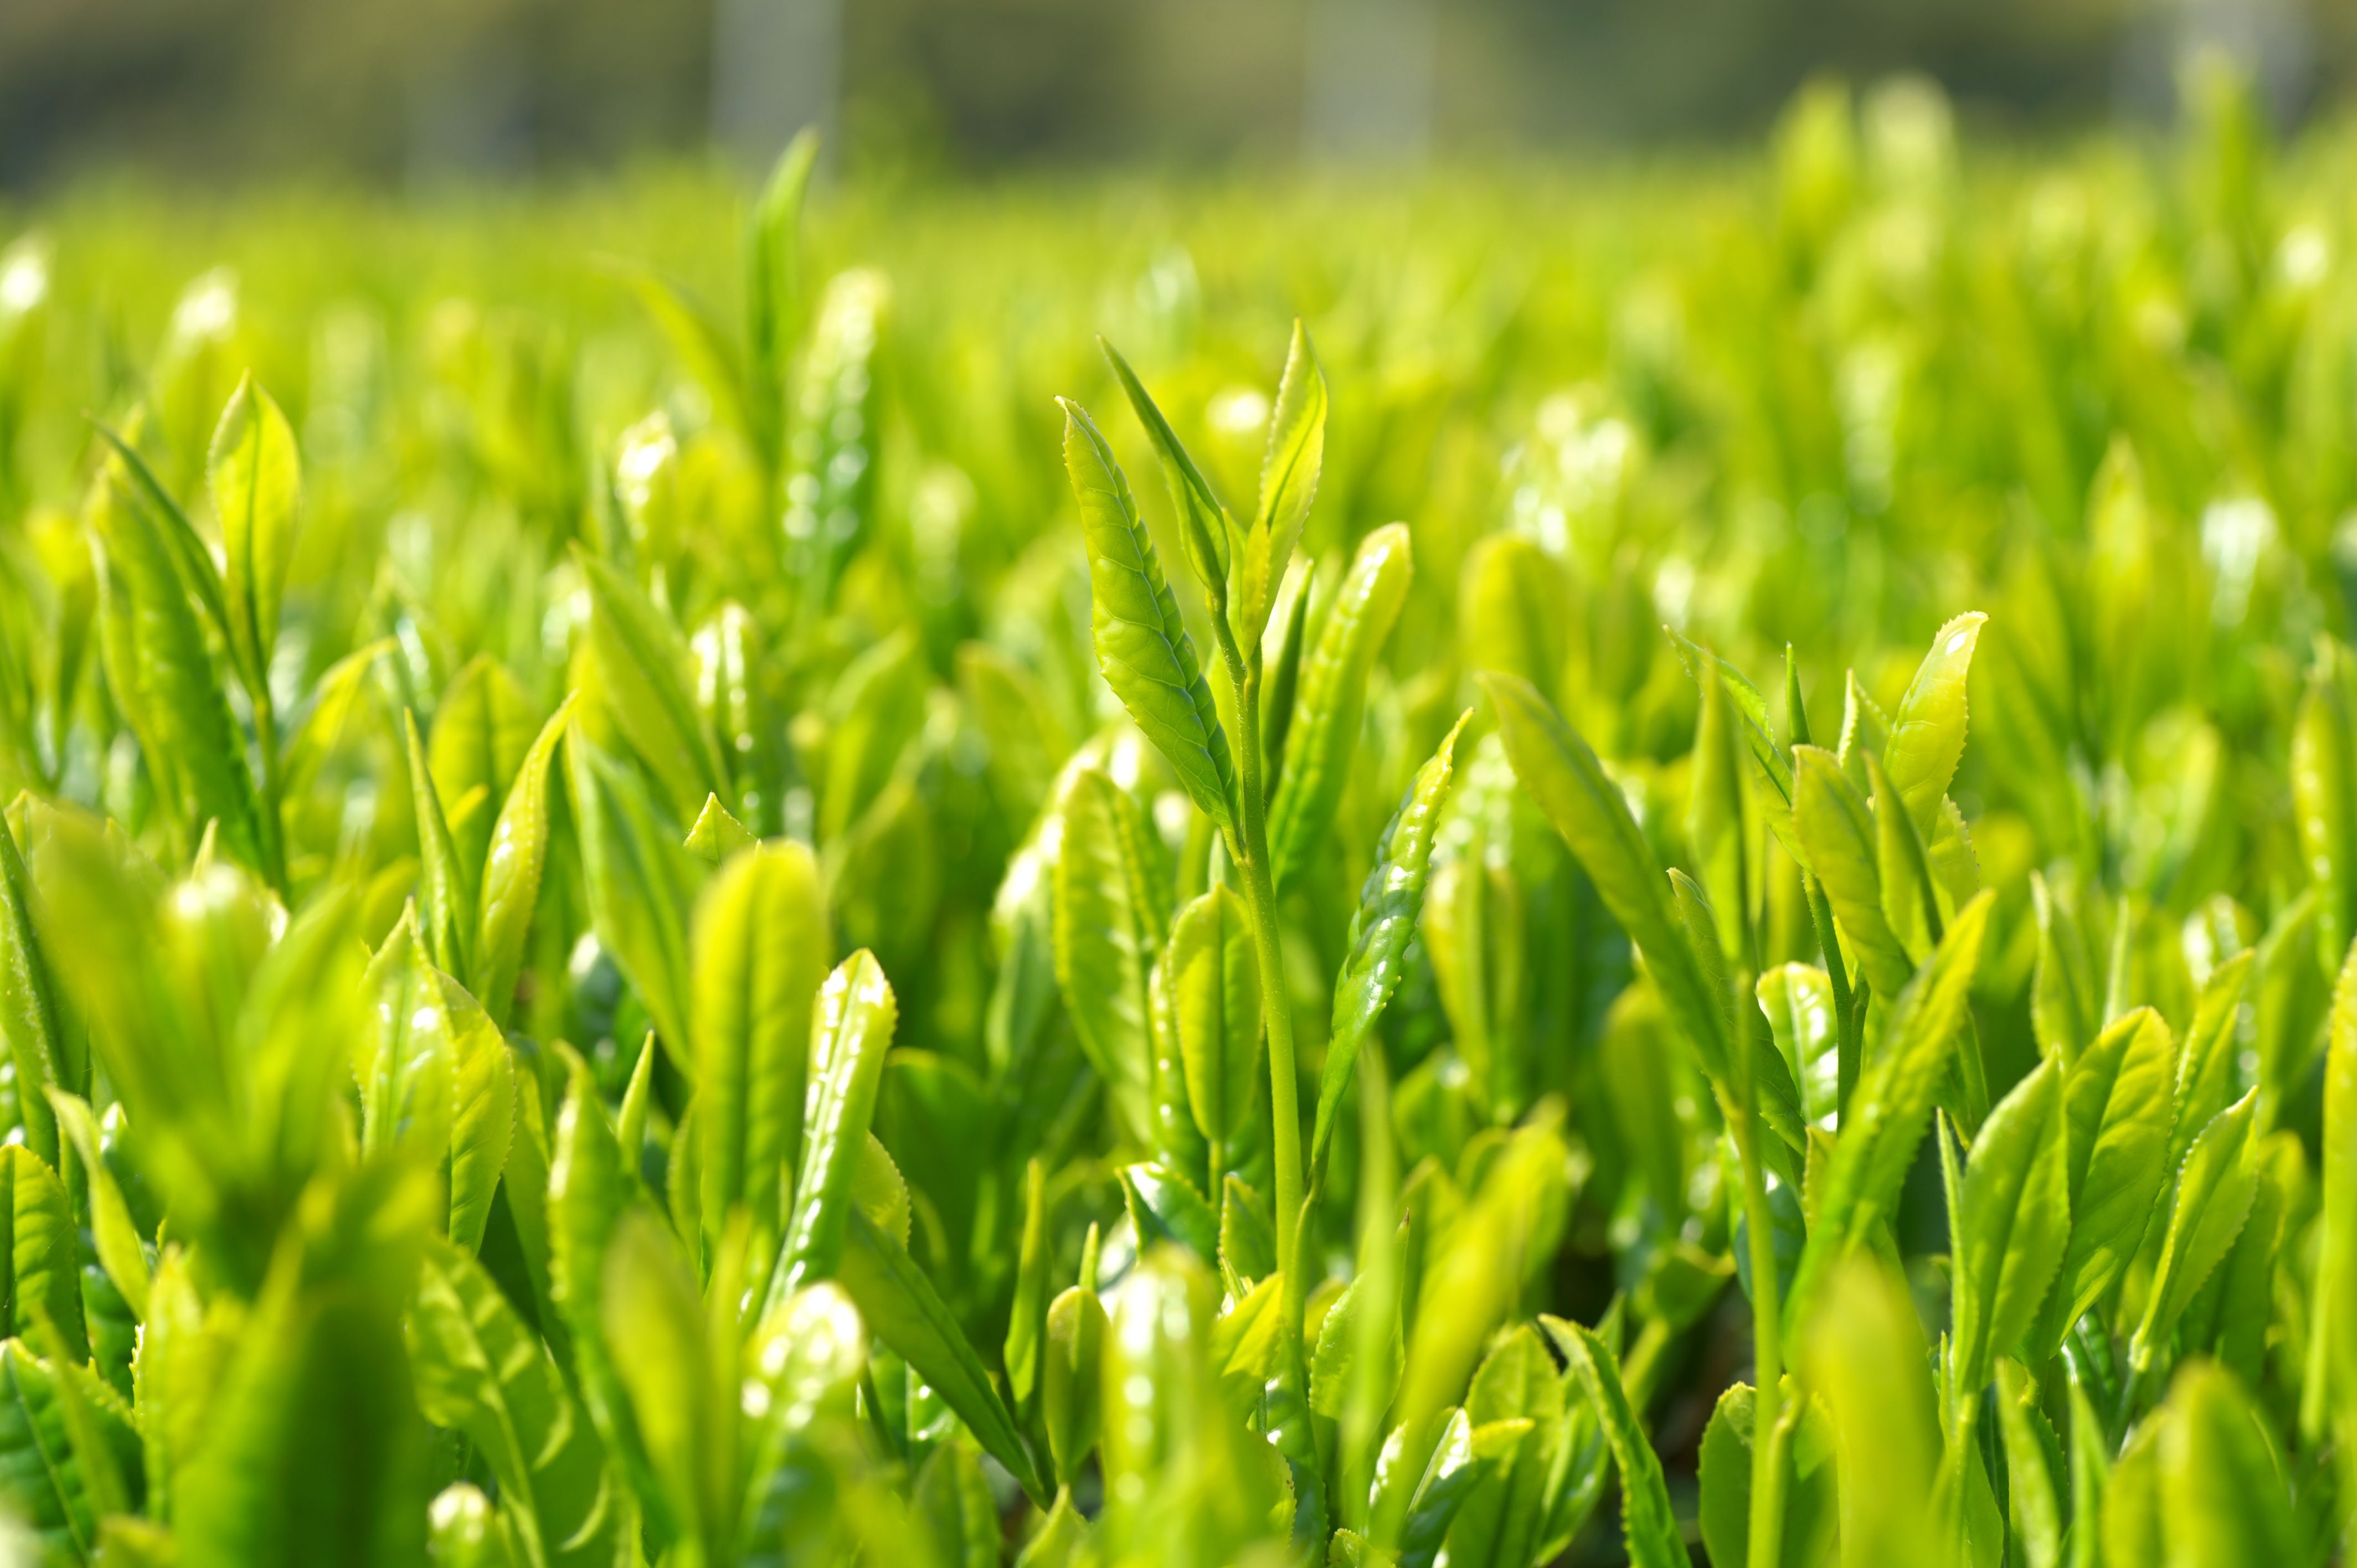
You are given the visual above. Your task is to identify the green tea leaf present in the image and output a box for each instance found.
[1949,1059,2067,1393]
[1792,744,1912,997]
[1120,1162,1220,1266]
[174,1163,436,1568]
[0,1148,84,1361]
[1484,672,1733,1084]
[2029,873,2097,1066]
[1149,956,1213,1189]
[86,421,240,685]
[472,696,573,1028]
[1005,1159,1049,1411]
[1835,673,1891,795]
[914,1443,999,1568]
[409,1240,620,1568]
[694,841,828,1254]
[617,265,752,445]
[2157,1361,2299,1566]
[738,1281,865,1553]
[576,550,729,825]
[1168,884,1262,1158]
[1059,398,1236,827]
[1759,962,1838,1126]
[1314,711,1467,1179]
[565,725,701,1067]
[1259,569,1313,782]
[2132,1090,2258,1374]
[45,1091,146,1322]
[90,457,268,876]
[1397,1414,1529,1568]
[205,374,301,684]
[1238,321,1327,644]
[1445,1325,1586,1568]
[1697,1378,1839,1568]
[777,950,897,1297]
[599,1207,727,1560]
[2103,1419,2163,1568]
[2323,932,2357,1459]
[836,1203,1046,1502]
[685,793,758,864]
[1460,535,1568,699]
[0,1339,100,1561]
[1042,1283,1107,1489]
[1686,660,1752,961]
[405,709,475,980]
[1052,766,1167,1144]
[0,810,73,1168]
[2168,952,2256,1177]
[2027,1008,2174,1359]
[1547,1318,1682,1568]
[1267,522,1412,895]
[1799,1257,1943,1568]
[1993,1359,2063,1568]
[1015,1490,1089,1568]
[437,968,516,1256]
[2293,637,2357,964]
[958,643,1071,834]
[1882,612,1984,839]
[1671,633,1793,807]
[1100,337,1234,599]
[1394,1121,1568,1481]
[1787,891,1994,1323]
[548,1052,651,1508]
[429,656,541,881]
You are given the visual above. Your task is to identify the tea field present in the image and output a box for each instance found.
[1,70,2355,1567]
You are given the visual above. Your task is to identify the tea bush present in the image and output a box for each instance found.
[1,69,2355,1567]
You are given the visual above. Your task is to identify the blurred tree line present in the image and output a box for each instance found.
[2,0,2351,189]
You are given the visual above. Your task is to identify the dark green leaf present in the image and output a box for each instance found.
[1546,1319,1683,1568]
[836,1204,1045,1502]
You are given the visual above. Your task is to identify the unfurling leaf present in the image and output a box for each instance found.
[1060,399,1235,827]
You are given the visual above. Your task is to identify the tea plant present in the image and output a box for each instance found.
[0,65,2354,1568]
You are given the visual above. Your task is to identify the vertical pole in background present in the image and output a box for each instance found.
[713,0,841,175]
[1302,0,1438,165]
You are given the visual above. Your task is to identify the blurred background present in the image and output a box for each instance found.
[2,0,2353,191]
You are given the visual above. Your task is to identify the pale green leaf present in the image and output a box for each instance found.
[1059,399,1236,827]
[1267,522,1412,894]
[205,374,301,683]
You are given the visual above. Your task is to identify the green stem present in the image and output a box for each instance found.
[253,682,290,895]
[1936,1389,1983,1556]
[1802,873,1859,1120]
[2114,1342,2151,1441]
[1735,1107,1787,1568]
[1205,592,1305,1306]
[1231,668,1305,1291]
